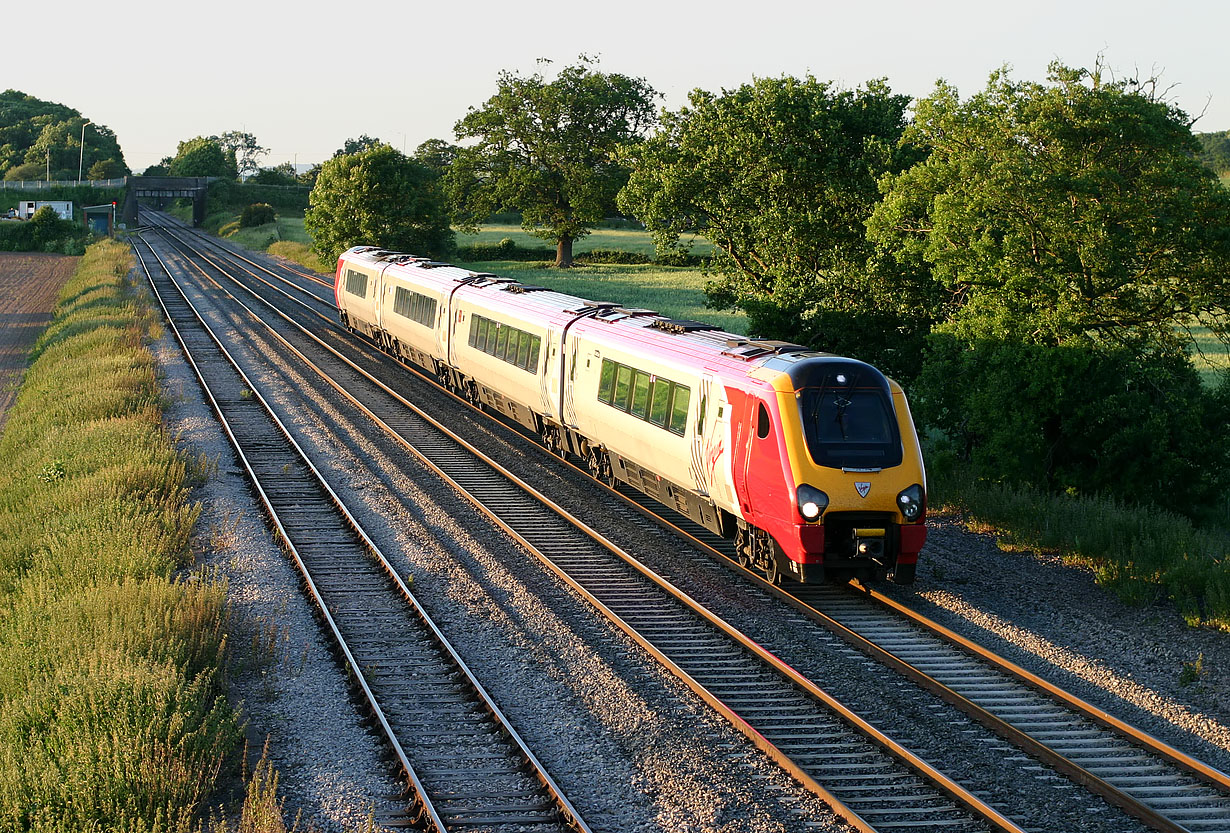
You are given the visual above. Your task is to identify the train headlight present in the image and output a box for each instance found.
[797,485,828,522]
[897,484,925,522]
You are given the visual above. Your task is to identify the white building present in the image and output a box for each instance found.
[17,200,73,220]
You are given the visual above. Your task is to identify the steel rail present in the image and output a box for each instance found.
[134,233,590,833]
[145,217,1230,832]
[140,218,1028,833]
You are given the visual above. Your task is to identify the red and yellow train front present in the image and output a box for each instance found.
[731,355,926,584]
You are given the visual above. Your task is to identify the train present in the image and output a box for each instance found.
[334,246,927,585]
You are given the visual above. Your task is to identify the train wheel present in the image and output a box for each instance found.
[764,555,780,586]
[735,526,751,569]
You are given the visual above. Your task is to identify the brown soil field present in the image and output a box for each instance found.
[0,253,78,430]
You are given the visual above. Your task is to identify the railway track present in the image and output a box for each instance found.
[138,213,1230,833]
[133,232,590,833]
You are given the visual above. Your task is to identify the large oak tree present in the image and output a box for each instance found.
[448,57,658,267]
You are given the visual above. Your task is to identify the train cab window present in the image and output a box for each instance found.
[797,364,903,469]
[344,269,368,298]
[613,365,633,409]
[669,385,690,435]
[756,402,771,439]
[649,380,671,426]
[598,360,616,403]
[630,372,652,418]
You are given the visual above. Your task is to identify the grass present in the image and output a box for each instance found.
[0,239,239,830]
[931,464,1230,630]
[455,223,713,258]
[455,259,747,333]
[1188,322,1230,387]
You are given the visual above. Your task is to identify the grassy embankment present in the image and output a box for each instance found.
[213,216,1230,627]
[0,240,240,829]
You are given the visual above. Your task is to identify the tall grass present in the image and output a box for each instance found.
[931,466,1230,629]
[0,239,239,830]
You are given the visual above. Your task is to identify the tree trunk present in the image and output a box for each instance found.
[555,236,574,268]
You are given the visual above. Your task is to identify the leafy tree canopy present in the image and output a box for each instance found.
[868,62,1230,352]
[211,130,268,179]
[305,143,453,265]
[334,135,383,158]
[250,162,298,186]
[1195,130,1230,176]
[619,76,927,376]
[413,138,458,179]
[0,90,128,179]
[448,56,658,267]
[168,137,238,178]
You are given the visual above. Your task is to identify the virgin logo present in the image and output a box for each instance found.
[855,482,871,498]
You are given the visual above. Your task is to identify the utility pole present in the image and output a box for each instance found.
[78,121,92,184]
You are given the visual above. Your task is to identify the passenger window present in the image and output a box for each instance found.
[669,385,690,435]
[515,331,531,368]
[613,366,633,410]
[598,360,615,403]
[756,402,771,439]
[494,324,509,359]
[630,372,651,418]
[649,380,671,426]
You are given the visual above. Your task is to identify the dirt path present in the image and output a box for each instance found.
[0,253,78,430]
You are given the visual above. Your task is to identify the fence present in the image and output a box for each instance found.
[0,179,127,189]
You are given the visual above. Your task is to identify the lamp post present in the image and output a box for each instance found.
[77,121,91,184]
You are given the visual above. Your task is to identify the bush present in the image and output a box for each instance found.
[455,237,555,262]
[917,335,1230,520]
[0,206,91,254]
[239,202,276,228]
[575,248,651,265]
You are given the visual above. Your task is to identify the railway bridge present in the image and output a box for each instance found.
[120,176,215,227]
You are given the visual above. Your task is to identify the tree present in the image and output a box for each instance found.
[413,138,458,179]
[305,143,453,265]
[449,57,658,267]
[211,131,268,179]
[250,162,298,186]
[0,90,129,175]
[619,76,928,377]
[1196,130,1230,177]
[168,137,237,178]
[868,62,1230,352]
[334,135,383,158]
[86,158,124,179]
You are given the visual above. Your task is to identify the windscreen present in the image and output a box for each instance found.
[796,364,902,469]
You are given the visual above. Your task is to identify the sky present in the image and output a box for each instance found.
[8,0,1227,172]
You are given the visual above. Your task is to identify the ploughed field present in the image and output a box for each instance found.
[0,253,77,427]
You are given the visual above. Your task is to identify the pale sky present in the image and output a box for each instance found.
[10,0,1227,172]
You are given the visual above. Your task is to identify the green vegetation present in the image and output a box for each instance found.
[620,75,925,382]
[447,56,658,267]
[0,204,92,253]
[455,259,747,333]
[931,469,1230,629]
[455,223,712,259]
[0,240,238,828]
[0,89,129,180]
[240,203,277,228]
[306,143,452,263]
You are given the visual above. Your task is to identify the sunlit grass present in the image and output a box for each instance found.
[0,240,238,828]
[456,223,713,258]
[1189,323,1230,387]
[455,259,747,334]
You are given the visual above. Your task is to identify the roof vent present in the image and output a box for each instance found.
[649,318,719,334]
[503,284,549,294]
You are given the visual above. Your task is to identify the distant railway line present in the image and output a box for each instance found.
[137,210,1230,833]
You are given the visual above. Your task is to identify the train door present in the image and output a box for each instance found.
[541,325,560,415]
[728,388,755,518]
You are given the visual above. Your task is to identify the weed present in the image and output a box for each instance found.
[1180,653,1205,686]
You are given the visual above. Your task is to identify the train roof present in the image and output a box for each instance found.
[340,246,864,377]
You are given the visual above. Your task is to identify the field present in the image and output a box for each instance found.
[456,259,748,334]
[0,253,78,427]
[1190,323,1230,385]
[456,223,714,258]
